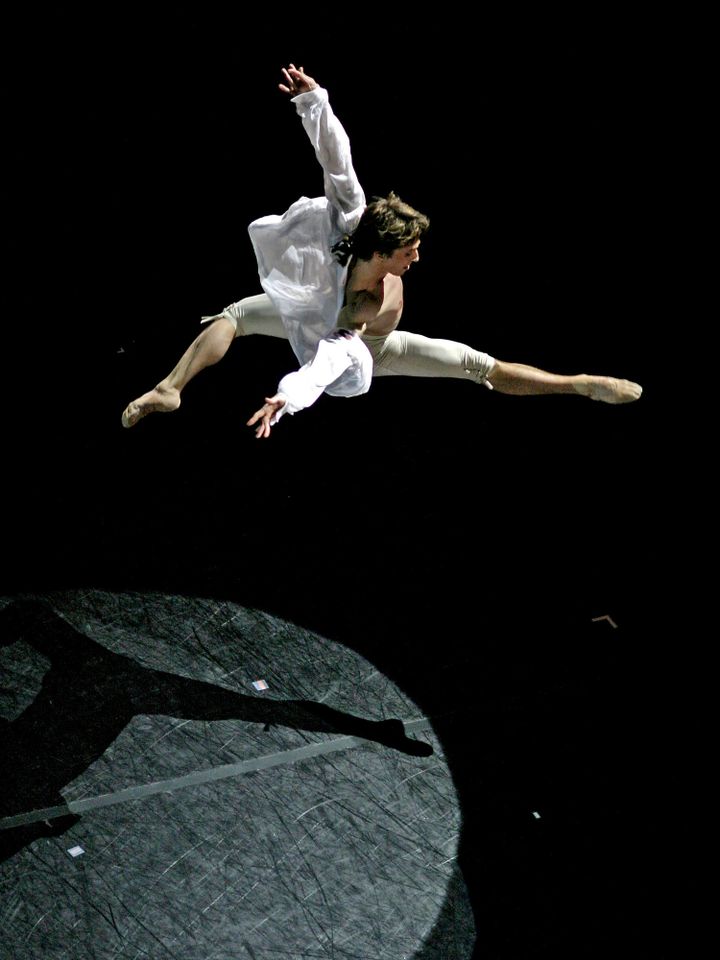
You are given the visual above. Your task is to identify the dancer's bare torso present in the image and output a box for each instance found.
[343,265,404,337]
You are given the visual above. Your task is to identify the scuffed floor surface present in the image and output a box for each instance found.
[1,591,475,959]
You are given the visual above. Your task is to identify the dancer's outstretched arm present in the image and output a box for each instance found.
[278,63,365,222]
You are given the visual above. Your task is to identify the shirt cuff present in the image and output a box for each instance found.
[292,86,328,112]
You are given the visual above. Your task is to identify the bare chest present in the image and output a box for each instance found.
[347,274,404,337]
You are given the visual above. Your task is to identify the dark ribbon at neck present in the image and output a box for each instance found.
[331,234,355,266]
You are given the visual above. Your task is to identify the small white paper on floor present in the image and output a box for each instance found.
[252,679,269,691]
[68,846,85,857]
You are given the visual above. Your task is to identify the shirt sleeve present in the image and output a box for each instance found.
[292,87,365,228]
[270,334,358,425]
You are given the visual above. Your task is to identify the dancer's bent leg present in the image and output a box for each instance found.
[121,318,236,427]
[121,294,286,428]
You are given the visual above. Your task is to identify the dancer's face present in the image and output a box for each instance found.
[381,241,421,276]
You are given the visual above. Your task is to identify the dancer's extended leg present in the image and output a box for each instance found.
[365,331,642,403]
[488,361,642,403]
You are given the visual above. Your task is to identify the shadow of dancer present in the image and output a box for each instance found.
[0,598,431,862]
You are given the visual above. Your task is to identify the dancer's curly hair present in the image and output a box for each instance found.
[332,192,429,266]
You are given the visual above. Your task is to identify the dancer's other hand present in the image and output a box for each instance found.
[247,395,286,438]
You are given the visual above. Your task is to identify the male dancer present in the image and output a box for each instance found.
[122,64,642,437]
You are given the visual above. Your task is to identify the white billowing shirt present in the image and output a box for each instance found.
[247,87,373,423]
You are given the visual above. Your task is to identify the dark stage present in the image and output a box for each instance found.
[1,18,668,959]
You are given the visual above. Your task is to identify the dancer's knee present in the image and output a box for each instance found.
[201,316,236,345]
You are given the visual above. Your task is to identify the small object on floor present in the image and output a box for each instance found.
[252,679,269,691]
[531,811,541,819]
[67,846,85,858]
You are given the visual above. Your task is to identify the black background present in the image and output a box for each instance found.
[2,11,672,957]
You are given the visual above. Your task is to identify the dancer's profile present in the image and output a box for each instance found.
[121,64,642,438]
